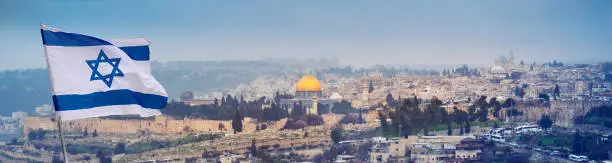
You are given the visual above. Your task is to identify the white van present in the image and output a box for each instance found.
[568,154,588,162]
[491,134,505,143]
[515,125,542,134]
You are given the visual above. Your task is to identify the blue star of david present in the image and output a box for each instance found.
[86,50,124,87]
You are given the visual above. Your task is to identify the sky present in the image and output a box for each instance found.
[1,0,612,70]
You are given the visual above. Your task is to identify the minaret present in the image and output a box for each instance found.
[311,96,318,115]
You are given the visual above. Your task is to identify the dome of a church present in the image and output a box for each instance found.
[180,90,194,101]
[296,75,321,92]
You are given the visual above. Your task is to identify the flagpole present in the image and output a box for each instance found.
[57,116,69,162]
[41,24,69,162]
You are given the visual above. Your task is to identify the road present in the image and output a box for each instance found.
[495,141,577,163]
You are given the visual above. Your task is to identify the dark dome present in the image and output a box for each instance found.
[180,91,194,101]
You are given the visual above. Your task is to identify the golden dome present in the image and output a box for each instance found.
[296,75,321,92]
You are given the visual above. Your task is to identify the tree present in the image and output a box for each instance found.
[378,112,390,135]
[447,122,453,136]
[358,108,364,124]
[304,114,324,126]
[28,129,46,140]
[340,115,360,124]
[539,115,553,132]
[554,84,560,100]
[218,123,225,131]
[331,100,354,114]
[213,98,219,107]
[283,119,307,130]
[538,93,551,106]
[490,98,502,119]
[52,155,64,163]
[97,150,112,163]
[250,139,257,156]
[232,108,243,134]
[572,131,584,154]
[465,121,471,134]
[114,142,126,154]
[331,125,344,144]
[317,103,330,115]
[368,80,374,93]
[291,102,307,118]
[502,98,515,108]
[386,93,395,107]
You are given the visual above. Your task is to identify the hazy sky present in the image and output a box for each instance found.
[1,0,611,70]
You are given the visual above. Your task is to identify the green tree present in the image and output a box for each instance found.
[554,84,560,100]
[539,115,553,132]
[52,155,64,163]
[27,129,46,140]
[331,125,344,144]
[331,100,354,114]
[447,122,452,136]
[218,123,225,131]
[368,80,374,93]
[232,108,243,134]
[114,142,126,154]
[465,121,471,134]
[97,150,112,163]
[213,98,219,107]
[317,103,330,115]
[358,108,364,124]
[250,139,257,156]
[572,131,583,154]
[475,96,489,122]
[386,93,395,107]
[378,112,390,136]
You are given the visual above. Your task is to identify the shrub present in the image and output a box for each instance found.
[303,114,324,126]
[340,115,360,124]
[283,119,307,130]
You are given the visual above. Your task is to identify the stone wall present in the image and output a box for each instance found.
[23,116,287,139]
[511,99,609,128]
[23,114,353,139]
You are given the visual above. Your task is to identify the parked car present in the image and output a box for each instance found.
[551,151,561,156]
[534,147,542,152]
[508,142,520,148]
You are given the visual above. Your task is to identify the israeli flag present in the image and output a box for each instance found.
[40,25,167,121]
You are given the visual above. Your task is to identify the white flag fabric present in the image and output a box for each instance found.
[40,25,167,121]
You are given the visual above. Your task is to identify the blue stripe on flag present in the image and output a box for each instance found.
[119,46,150,61]
[41,29,113,46]
[52,89,167,111]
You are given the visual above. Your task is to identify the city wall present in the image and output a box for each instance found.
[22,111,379,139]
[507,99,609,128]
[23,116,284,139]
